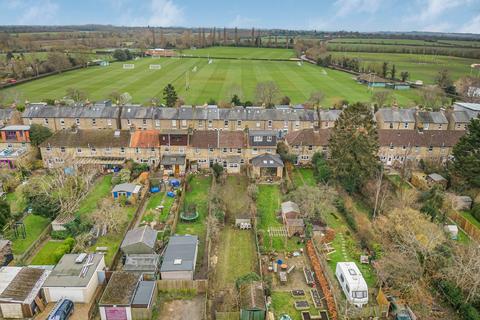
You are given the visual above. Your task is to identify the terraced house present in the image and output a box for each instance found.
[29,101,478,172]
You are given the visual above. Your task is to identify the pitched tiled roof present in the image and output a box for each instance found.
[285,129,331,146]
[251,153,284,167]
[378,130,464,147]
[40,129,131,148]
[219,131,245,148]
[190,130,217,148]
[319,110,342,122]
[449,110,472,123]
[130,130,160,148]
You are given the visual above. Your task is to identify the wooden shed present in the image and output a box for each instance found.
[239,281,266,320]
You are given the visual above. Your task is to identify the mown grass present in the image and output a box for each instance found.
[30,240,64,265]
[144,192,176,223]
[9,214,50,255]
[1,53,418,106]
[181,46,296,59]
[77,175,112,218]
[176,175,212,269]
[256,184,301,251]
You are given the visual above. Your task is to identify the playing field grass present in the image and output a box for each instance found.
[329,52,477,84]
[181,46,296,59]
[2,54,419,106]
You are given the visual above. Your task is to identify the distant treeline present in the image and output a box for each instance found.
[327,43,480,59]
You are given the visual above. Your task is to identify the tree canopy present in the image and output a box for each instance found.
[328,102,379,193]
[452,117,480,188]
[163,83,178,108]
[29,124,53,147]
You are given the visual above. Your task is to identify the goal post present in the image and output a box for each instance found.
[123,64,135,69]
[149,64,162,70]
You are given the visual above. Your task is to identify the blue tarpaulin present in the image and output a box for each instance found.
[170,179,180,188]
[167,191,175,198]
[150,186,160,193]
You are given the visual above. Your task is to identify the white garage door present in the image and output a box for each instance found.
[1,303,23,319]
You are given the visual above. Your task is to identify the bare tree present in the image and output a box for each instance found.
[445,244,480,303]
[90,198,128,234]
[255,81,279,107]
[66,87,88,102]
[418,85,448,110]
[371,90,392,108]
[286,185,337,222]
[308,91,324,108]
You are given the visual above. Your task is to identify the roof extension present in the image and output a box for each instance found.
[43,254,104,288]
[160,235,198,273]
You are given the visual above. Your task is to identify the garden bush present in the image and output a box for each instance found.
[472,203,480,221]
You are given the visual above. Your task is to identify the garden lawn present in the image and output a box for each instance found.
[9,214,50,255]
[292,167,316,188]
[30,240,64,265]
[215,226,257,286]
[77,175,112,218]
[145,192,176,223]
[176,175,212,269]
[1,55,417,106]
[256,184,301,251]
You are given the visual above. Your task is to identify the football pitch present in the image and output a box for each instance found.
[2,53,419,106]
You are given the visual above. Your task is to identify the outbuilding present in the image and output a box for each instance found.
[123,254,160,279]
[131,280,157,320]
[239,281,266,320]
[281,201,305,237]
[99,272,139,320]
[426,173,447,189]
[121,226,158,255]
[160,235,198,280]
[112,183,142,200]
[42,253,106,303]
[0,267,50,319]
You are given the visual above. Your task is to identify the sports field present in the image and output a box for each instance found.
[181,46,296,59]
[2,51,419,106]
[330,52,477,84]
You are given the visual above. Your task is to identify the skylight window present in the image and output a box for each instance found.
[174,259,182,265]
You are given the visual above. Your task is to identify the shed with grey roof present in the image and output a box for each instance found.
[112,183,142,200]
[160,235,199,280]
[123,254,160,277]
[121,226,158,255]
[131,280,157,320]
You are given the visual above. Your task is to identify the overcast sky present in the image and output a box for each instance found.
[0,0,479,34]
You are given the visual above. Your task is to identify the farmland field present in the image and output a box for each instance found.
[1,52,418,106]
[329,52,477,84]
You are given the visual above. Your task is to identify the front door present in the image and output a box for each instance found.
[175,164,180,176]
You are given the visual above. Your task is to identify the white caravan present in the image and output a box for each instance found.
[335,262,368,307]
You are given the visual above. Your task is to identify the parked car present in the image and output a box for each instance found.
[47,298,74,320]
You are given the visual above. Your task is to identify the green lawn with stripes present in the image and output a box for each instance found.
[2,54,418,106]
[181,46,296,59]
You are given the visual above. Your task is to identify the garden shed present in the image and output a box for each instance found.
[160,235,198,280]
[112,183,142,200]
[426,173,447,188]
[281,201,305,237]
[239,281,266,320]
[121,226,158,255]
[123,254,160,279]
[0,267,50,319]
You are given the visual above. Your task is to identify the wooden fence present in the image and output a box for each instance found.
[156,279,209,293]
[449,211,480,242]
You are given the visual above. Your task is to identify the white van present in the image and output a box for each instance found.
[335,262,368,307]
